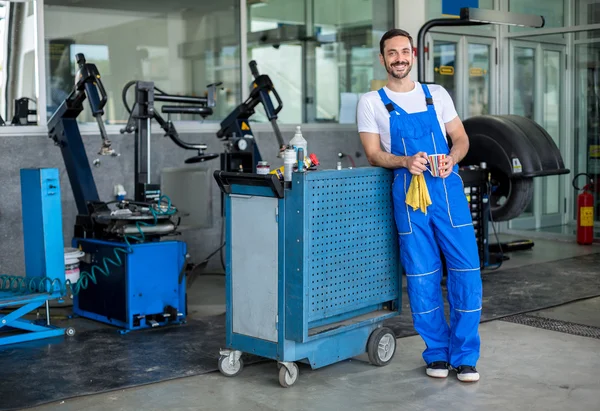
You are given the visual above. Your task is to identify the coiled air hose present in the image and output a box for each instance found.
[0,195,176,297]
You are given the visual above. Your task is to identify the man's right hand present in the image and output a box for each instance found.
[405,152,428,175]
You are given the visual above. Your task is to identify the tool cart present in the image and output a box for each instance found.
[214,167,402,387]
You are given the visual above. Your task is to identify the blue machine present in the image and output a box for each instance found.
[73,239,187,331]
[214,167,402,387]
[0,168,74,346]
[45,53,189,332]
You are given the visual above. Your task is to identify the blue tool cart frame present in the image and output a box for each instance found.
[214,167,402,387]
[0,169,73,346]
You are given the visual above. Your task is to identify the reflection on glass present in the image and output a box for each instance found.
[576,1,600,40]
[433,42,457,103]
[467,43,490,117]
[574,41,600,227]
[509,0,564,32]
[247,0,394,123]
[44,0,241,124]
[512,46,535,214]
[0,0,38,126]
[542,50,561,215]
[512,47,535,120]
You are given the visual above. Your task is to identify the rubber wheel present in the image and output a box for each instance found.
[278,363,299,388]
[461,114,566,222]
[367,327,396,366]
[65,327,76,337]
[218,355,244,377]
[488,171,534,222]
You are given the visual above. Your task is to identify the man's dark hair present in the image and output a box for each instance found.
[379,29,414,55]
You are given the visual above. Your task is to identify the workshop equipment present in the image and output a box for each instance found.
[573,173,595,245]
[216,60,285,174]
[214,167,401,387]
[120,80,221,202]
[0,168,74,346]
[47,54,187,332]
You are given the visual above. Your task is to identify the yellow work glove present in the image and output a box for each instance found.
[405,173,432,214]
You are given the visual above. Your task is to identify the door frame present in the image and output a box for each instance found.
[508,40,567,230]
[428,33,497,119]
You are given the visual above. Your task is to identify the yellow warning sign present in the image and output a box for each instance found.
[589,145,600,158]
[469,67,484,77]
[581,207,594,227]
[438,66,454,75]
[241,121,250,131]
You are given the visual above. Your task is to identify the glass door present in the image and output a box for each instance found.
[429,35,495,120]
[574,39,600,239]
[431,35,462,116]
[465,38,494,118]
[509,41,566,230]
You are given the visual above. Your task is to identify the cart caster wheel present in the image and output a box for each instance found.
[218,354,244,377]
[278,362,299,388]
[65,327,76,337]
[367,327,396,366]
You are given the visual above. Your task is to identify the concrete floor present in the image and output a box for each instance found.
[28,235,600,411]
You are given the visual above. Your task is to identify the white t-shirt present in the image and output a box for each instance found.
[356,82,458,153]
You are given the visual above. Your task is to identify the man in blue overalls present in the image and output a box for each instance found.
[357,29,482,383]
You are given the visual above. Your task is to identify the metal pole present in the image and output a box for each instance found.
[45,300,50,326]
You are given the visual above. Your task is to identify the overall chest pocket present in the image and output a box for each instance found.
[393,111,432,141]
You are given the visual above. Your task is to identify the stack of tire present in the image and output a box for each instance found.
[459,115,569,222]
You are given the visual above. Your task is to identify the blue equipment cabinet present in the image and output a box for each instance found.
[72,239,187,332]
[214,167,402,387]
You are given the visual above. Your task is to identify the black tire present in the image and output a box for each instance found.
[367,327,396,366]
[487,172,534,222]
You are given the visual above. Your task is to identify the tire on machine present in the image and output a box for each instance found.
[460,115,569,222]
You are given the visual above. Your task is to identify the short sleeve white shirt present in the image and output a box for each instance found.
[356,82,458,153]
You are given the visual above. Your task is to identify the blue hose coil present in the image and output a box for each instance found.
[0,196,177,297]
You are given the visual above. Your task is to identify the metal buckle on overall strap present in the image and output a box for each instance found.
[385,103,395,112]
[425,97,433,105]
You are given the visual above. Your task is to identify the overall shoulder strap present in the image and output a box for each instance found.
[377,88,396,113]
[420,83,434,106]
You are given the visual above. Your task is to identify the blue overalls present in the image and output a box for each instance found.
[378,84,482,368]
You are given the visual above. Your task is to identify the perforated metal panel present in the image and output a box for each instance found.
[306,171,398,322]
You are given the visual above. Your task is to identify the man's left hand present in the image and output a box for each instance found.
[439,154,455,178]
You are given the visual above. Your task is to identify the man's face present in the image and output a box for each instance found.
[380,36,414,80]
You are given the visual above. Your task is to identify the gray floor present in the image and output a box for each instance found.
[28,235,600,411]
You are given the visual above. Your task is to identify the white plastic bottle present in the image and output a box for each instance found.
[289,125,307,157]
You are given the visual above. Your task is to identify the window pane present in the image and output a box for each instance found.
[433,42,457,103]
[574,40,600,227]
[512,46,535,215]
[576,0,600,40]
[509,0,564,32]
[467,43,490,117]
[542,50,561,215]
[247,0,394,124]
[0,1,38,126]
[44,0,240,124]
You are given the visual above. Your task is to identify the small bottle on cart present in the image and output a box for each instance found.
[256,161,270,175]
[283,148,296,181]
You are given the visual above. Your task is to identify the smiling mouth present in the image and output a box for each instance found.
[392,63,408,70]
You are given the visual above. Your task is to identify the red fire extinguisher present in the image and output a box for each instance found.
[573,173,595,245]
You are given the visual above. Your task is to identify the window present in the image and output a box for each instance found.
[247,0,394,124]
[509,0,565,33]
[0,1,38,126]
[44,0,241,124]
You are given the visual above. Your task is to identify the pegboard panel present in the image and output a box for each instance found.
[306,171,399,323]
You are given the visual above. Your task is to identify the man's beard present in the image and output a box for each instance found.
[385,58,412,79]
